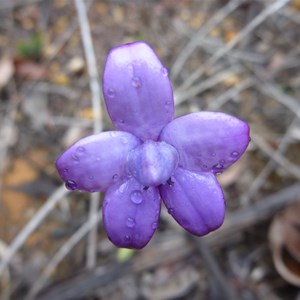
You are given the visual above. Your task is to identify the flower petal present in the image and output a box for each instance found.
[159,168,225,236]
[159,112,250,174]
[103,41,174,141]
[103,178,161,249]
[56,131,141,192]
[127,140,179,186]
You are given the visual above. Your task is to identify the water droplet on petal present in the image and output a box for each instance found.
[211,152,216,157]
[161,67,168,77]
[214,163,223,169]
[165,101,171,111]
[231,151,239,157]
[168,208,174,214]
[110,132,117,138]
[88,175,94,180]
[96,156,101,161]
[130,190,143,204]
[112,174,119,181]
[121,137,128,144]
[126,217,135,228]
[127,64,134,74]
[152,222,158,230]
[76,146,85,153]
[124,235,131,241]
[107,88,115,98]
[72,154,80,163]
[220,159,225,163]
[131,76,141,88]
[65,180,77,190]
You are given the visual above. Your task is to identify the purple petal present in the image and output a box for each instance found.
[127,140,179,186]
[56,131,141,192]
[159,168,225,236]
[103,178,161,249]
[103,41,174,141]
[159,112,250,174]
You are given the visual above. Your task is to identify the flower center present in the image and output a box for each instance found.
[127,140,179,187]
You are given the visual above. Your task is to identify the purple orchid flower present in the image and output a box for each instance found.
[56,41,250,249]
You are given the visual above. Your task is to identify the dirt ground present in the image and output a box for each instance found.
[0,0,300,299]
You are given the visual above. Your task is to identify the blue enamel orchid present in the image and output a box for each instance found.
[56,42,250,249]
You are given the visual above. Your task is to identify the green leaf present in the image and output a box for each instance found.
[18,33,43,60]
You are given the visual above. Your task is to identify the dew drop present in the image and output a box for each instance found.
[88,175,94,180]
[231,151,239,157]
[127,64,134,74]
[124,235,131,241]
[220,159,225,163]
[214,163,223,169]
[65,180,77,190]
[126,217,136,228]
[76,146,85,153]
[112,174,119,181]
[121,137,128,144]
[110,132,117,138]
[161,67,168,77]
[211,152,216,157]
[72,154,80,163]
[131,76,141,88]
[152,222,158,230]
[96,156,101,161]
[107,88,115,98]
[130,190,143,204]
[165,101,171,110]
[168,208,174,214]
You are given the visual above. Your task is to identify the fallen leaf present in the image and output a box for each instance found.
[269,201,300,286]
[225,30,238,43]
[222,74,241,87]
[291,0,300,10]
[14,59,49,80]
[67,56,85,75]
[79,107,94,119]
[51,73,70,86]
[0,58,14,90]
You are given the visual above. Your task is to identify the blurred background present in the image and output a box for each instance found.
[0,0,300,299]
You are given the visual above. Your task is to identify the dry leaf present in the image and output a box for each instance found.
[291,0,300,10]
[67,56,85,75]
[269,201,300,286]
[51,73,70,86]
[14,59,49,80]
[0,58,14,90]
